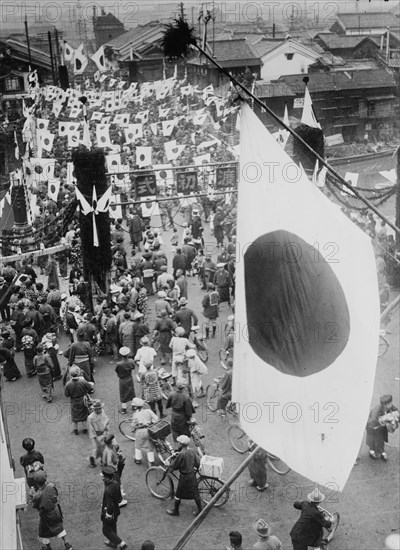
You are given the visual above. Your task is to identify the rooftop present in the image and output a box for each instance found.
[189,38,262,68]
[333,12,400,30]
[315,33,380,50]
[255,81,296,98]
[277,68,396,94]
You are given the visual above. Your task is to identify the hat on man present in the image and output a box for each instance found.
[119,346,131,357]
[175,327,185,337]
[140,336,150,345]
[92,399,104,410]
[131,397,145,408]
[132,311,143,320]
[253,519,271,537]
[0,277,5,284]
[307,487,326,503]
[160,265,168,272]
[186,349,196,359]
[229,531,242,546]
[157,291,166,298]
[217,262,226,268]
[176,435,190,445]
[179,297,187,306]
[102,466,115,478]
[61,293,67,300]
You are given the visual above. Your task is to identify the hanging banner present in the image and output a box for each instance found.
[176,171,198,194]
[215,166,238,189]
[135,173,157,197]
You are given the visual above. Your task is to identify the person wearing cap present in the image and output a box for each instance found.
[153,310,176,365]
[290,488,332,550]
[115,347,136,413]
[31,470,73,550]
[20,437,45,489]
[202,255,217,290]
[172,248,187,278]
[186,349,207,407]
[132,309,150,355]
[134,336,157,377]
[88,400,110,468]
[154,291,173,318]
[174,296,198,338]
[252,519,282,550]
[166,382,195,441]
[190,210,204,250]
[214,262,232,307]
[101,466,128,549]
[64,365,94,434]
[182,238,197,276]
[156,266,174,291]
[130,398,158,466]
[225,530,244,550]
[217,358,233,415]
[366,394,399,460]
[169,327,195,385]
[166,434,202,517]
[213,206,225,247]
[202,282,220,338]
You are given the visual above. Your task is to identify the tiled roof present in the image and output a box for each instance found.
[105,21,163,51]
[211,38,262,63]
[253,38,284,57]
[334,12,400,30]
[95,13,124,27]
[316,33,381,50]
[3,39,52,69]
[277,68,396,93]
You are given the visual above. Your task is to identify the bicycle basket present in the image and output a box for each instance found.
[148,419,171,441]
[199,455,224,478]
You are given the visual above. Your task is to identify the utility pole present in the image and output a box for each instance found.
[396,146,400,252]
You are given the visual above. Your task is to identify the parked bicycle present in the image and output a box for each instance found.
[145,422,229,507]
[314,506,341,549]
[189,326,208,363]
[378,329,390,357]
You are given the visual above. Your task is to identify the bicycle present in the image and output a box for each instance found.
[218,348,232,370]
[316,506,341,549]
[378,329,390,357]
[228,428,291,475]
[205,376,237,420]
[189,326,209,363]
[145,433,229,507]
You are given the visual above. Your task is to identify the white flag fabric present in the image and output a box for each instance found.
[379,169,396,184]
[36,119,49,132]
[96,124,112,148]
[164,140,185,162]
[91,111,103,122]
[59,121,80,137]
[91,45,107,72]
[114,113,130,126]
[52,102,63,118]
[283,103,290,127]
[66,162,77,185]
[136,147,152,168]
[162,119,176,137]
[233,103,380,490]
[48,178,60,202]
[153,164,173,188]
[158,107,170,118]
[37,130,55,152]
[124,124,143,144]
[31,158,55,182]
[109,194,122,219]
[135,110,149,124]
[106,154,121,174]
[73,44,88,75]
[301,86,321,129]
[63,42,75,62]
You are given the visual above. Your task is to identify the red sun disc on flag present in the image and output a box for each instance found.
[244,230,350,377]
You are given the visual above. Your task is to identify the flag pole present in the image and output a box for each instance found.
[171,445,260,550]
[24,18,32,66]
[189,43,400,238]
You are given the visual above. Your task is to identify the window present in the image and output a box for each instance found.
[4,76,22,91]
[285,53,294,60]
[367,101,376,117]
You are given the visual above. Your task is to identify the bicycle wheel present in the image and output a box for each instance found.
[118,419,135,441]
[197,347,208,363]
[378,335,389,357]
[324,512,340,543]
[145,467,174,500]
[197,476,229,507]
[267,453,291,475]
[206,384,220,412]
[228,424,248,454]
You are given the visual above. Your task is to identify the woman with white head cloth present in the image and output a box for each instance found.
[130,398,158,467]
[185,349,207,407]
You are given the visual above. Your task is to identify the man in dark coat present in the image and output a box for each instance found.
[166,382,195,441]
[101,466,128,549]
[202,283,220,338]
[366,394,399,460]
[174,298,198,338]
[0,276,11,322]
[166,435,202,517]
[290,488,332,550]
[172,249,187,278]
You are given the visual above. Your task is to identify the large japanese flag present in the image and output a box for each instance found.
[233,103,380,490]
